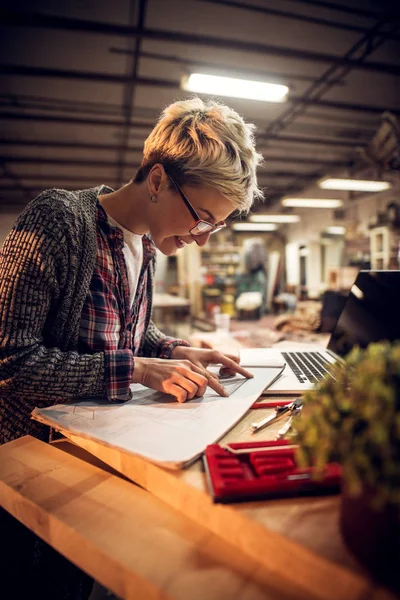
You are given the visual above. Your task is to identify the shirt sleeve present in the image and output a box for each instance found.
[141,320,191,358]
[104,349,134,401]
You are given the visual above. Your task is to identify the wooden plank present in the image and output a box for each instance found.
[1,435,318,600]
[60,430,394,600]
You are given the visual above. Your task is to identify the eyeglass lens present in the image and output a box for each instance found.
[190,221,225,236]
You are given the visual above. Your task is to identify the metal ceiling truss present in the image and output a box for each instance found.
[0,155,319,181]
[197,0,400,41]
[1,9,399,74]
[0,134,368,151]
[0,136,362,161]
[282,0,396,21]
[1,175,124,184]
[116,0,147,186]
[0,93,380,132]
[110,48,348,86]
[0,145,353,168]
[265,20,400,137]
[2,156,142,169]
[1,4,399,205]
[2,68,399,115]
[261,17,400,197]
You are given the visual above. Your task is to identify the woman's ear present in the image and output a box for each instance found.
[147,164,165,197]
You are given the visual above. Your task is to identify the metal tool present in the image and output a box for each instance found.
[250,397,303,434]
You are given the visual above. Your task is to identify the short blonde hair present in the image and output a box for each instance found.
[134,97,264,214]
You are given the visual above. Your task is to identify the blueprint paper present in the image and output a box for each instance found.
[32,367,282,468]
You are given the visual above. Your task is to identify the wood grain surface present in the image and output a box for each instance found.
[0,435,324,600]
[56,429,395,600]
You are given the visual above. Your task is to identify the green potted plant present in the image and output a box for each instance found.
[294,341,400,591]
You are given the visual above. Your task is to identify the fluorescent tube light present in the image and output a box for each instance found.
[182,73,288,102]
[325,226,346,235]
[249,214,300,223]
[319,178,391,192]
[281,198,343,208]
[232,223,277,231]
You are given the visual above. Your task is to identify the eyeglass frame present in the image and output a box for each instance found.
[167,173,226,237]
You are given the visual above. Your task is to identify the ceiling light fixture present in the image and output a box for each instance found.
[281,198,343,208]
[232,223,277,231]
[249,214,300,223]
[319,178,391,192]
[181,73,289,102]
[325,226,346,235]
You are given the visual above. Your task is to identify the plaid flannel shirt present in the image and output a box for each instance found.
[78,203,188,401]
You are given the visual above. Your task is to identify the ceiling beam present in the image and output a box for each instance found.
[0,179,293,192]
[0,93,380,132]
[258,134,364,148]
[282,0,394,20]
[0,164,34,203]
[2,155,324,179]
[117,0,148,187]
[1,9,399,74]
[0,64,175,86]
[263,18,399,142]
[0,175,124,184]
[0,173,123,185]
[4,92,377,129]
[254,156,346,166]
[0,93,159,118]
[0,109,155,128]
[197,0,400,40]
[0,139,144,152]
[0,148,350,167]
[1,156,142,169]
[0,134,366,151]
[0,185,69,192]
[111,49,346,85]
[1,68,399,115]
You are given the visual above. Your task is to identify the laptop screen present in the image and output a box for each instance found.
[328,270,400,358]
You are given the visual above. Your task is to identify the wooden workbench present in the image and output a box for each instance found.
[0,435,329,600]
[58,408,396,600]
[1,405,396,600]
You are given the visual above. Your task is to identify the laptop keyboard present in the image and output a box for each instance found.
[281,351,332,384]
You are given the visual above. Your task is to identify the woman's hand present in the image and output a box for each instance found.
[132,356,230,403]
[171,346,253,381]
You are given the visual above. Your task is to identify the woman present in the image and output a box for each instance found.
[0,97,263,444]
[0,96,263,598]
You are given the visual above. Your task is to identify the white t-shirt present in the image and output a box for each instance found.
[107,215,143,310]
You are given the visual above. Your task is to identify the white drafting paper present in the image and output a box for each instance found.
[32,367,282,469]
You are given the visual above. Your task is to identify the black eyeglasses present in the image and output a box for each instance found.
[168,174,226,236]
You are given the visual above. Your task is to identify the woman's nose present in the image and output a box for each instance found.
[192,231,212,246]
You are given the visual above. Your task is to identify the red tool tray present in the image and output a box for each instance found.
[203,440,341,504]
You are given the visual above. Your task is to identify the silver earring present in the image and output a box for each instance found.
[150,195,157,203]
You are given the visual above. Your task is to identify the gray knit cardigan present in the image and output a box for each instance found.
[0,186,182,444]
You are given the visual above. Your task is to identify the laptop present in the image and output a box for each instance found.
[239,270,400,395]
